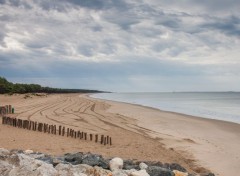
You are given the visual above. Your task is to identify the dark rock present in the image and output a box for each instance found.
[123,160,139,170]
[82,153,101,166]
[37,155,53,164]
[169,163,187,172]
[200,173,215,176]
[52,157,65,167]
[144,161,163,167]
[98,157,110,169]
[10,149,23,154]
[64,152,83,164]
[124,165,140,170]
[146,166,174,176]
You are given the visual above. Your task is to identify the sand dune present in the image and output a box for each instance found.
[1,93,240,176]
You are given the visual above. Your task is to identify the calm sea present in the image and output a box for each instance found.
[91,92,240,124]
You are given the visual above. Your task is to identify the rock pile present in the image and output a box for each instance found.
[0,148,215,176]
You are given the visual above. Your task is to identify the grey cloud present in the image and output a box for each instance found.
[200,16,240,36]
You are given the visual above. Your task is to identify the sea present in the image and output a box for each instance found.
[91,92,240,124]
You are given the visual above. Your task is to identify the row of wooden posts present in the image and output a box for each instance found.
[0,105,14,115]
[1,116,112,146]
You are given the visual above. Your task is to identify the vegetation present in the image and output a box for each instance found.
[0,77,104,94]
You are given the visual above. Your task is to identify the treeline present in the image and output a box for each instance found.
[0,77,104,94]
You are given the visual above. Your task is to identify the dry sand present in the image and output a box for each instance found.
[0,93,240,176]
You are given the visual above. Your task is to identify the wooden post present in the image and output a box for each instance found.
[107,136,109,144]
[95,134,98,143]
[5,105,8,114]
[62,127,65,136]
[8,105,12,114]
[90,134,93,141]
[100,135,104,144]
[84,133,87,140]
[74,131,77,138]
[2,116,5,124]
[59,126,62,135]
[104,137,107,145]
[110,137,112,145]
[67,128,69,137]
[48,124,51,133]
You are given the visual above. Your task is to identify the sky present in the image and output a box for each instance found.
[0,0,240,92]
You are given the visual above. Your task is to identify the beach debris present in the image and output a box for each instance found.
[109,157,124,171]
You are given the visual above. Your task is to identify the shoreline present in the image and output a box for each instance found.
[1,93,240,176]
[89,94,240,126]
[88,94,240,176]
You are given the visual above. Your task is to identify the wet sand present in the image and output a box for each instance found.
[0,93,240,176]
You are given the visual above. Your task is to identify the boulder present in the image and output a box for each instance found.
[24,150,34,154]
[0,160,13,176]
[173,170,188,176]
[170,163,187,172]
[94,166,112,176]
[82,153,101,166]
[139,162,148,170]
[64,152,83,164]
[146,166,174,176]
[109,157,123,171]
[0,148,10,156]
[8,153,57,176]
[55,163,94,176]
[130,170,150,176]
[112,170,128,176]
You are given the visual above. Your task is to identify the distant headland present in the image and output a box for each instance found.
[0,77,106,94]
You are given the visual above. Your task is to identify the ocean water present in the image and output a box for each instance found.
[91,92,240,124]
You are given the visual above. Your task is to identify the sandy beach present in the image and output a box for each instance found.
[0,93,240,176]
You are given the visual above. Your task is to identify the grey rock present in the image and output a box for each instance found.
[200,173,215,176]
[82,153,101,166]
[169,163,187,172]
[139,162,148,170]
[123,160,139,170]
[112,169,128,176]
[64,152,83,164]
[146,166,174,176]
[36,155,53,164]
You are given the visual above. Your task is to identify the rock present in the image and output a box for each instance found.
[109,157,123,171]
[0,160,14,175]
[94,166,112,176]
[82,153,101,166]
[24,149,34,154]
[130,170,150,176]
[170,163,187,172]
[173,170,188,176]
[52,157,64,167]
[112,170,128,176]
[55,163,94,176]
[98,157,110,169]
[146,166,174,176]
[200,173,215,176]
[64,152,83,164]
[0,148,10,155]
[139,162,148,170]
[122,160,139,170]
[8,153,57,176]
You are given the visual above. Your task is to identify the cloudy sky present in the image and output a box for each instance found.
[0,0,240,92]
